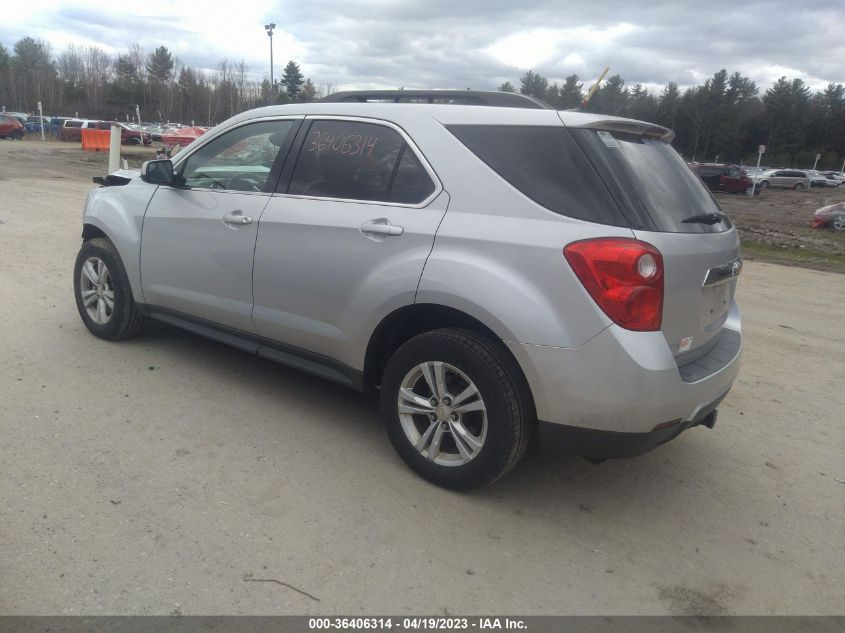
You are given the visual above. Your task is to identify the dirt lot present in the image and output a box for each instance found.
[716,186,845,272]
[0,140,843,616]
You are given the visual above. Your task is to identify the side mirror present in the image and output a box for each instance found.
[141,159,177,185]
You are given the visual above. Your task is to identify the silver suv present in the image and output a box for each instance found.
[74,90,742,489]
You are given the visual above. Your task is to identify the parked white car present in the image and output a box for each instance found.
[807,170,839,188]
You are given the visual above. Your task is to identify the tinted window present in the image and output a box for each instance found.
[390,146,436,203]
[288,120,435,204]
[448,125,625,226]
[181,120,295,191]
[571,129,730,234]
[695,166,720,177]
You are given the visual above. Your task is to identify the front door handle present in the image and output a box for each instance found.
[222,210,253,226]
[360,218,404,237]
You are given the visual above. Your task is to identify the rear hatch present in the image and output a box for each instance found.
[565,118,741,360]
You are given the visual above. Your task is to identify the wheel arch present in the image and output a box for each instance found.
[82,223,109,242]
[363,303,535,410]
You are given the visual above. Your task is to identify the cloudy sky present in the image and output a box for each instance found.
[3,0,843,93]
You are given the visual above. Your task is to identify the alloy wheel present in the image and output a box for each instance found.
[397,361,487,466]
[78,257,114,325]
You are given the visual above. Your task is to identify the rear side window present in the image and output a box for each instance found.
[447,125,626,226]
[288,120,435,204]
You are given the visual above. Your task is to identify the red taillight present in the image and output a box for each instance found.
[564,237,664,331]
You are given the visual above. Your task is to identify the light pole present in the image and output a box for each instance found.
[265,23,276,104]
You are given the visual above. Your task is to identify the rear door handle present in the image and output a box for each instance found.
[222,210,253,226]
[360,218,404,237]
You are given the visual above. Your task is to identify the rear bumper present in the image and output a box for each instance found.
[536,388,727,458]
[506,301,742,444]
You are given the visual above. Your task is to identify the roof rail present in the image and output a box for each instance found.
[321,90,553,110]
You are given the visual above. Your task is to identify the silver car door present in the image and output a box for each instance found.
[252,117,447,372]
[141,118,301,333]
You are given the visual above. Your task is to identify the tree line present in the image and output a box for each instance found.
[501,69,845,169]
[0,37,325,127]
[2,34,843,169]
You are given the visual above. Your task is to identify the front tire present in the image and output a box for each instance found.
[380,328,533,490]
[832,214,845,231]
[73,238,145,340]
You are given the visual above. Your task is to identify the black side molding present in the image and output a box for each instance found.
[143,305,365,391]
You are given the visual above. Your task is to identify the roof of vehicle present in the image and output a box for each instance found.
[321,89,552,110]
[218,101,674,140]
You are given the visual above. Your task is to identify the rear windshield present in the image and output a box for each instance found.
[447,125,628,226]
[570,129,730,233]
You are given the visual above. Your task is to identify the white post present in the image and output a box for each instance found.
[109,125,121,173]
[136,104,141,126]
[812,153,820,171]
[38,101,45,142]
[750,145,765,196]
[841,157,845,173]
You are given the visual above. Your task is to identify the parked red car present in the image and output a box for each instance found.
[161,126,208,150]
[812,203,845,231]
[0,113,25,139]
[690,163,756,194]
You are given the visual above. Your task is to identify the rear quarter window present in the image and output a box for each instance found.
[447,125,627,226]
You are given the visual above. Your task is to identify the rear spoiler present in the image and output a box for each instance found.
[564,116,675,143]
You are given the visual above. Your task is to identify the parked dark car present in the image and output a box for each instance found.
[24,116,52,134]
[0,113,25,139]
[690,163,756,194]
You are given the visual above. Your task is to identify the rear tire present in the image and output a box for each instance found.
[794,182,806,191]
[380,328,533,490]
[74,238,146,340]
[759,181,769,191]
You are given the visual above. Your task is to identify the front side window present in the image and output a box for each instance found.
[287,120,435,204]
[181,120,296,192]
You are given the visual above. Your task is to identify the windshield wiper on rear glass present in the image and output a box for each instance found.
[681,212,725,225]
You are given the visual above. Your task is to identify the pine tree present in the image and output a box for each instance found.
[301,78,318,103]
[519,70,548,100]
[498,81,515,93]
[557,74,583,109]
[146,46,174,83]
[281,60,304,101]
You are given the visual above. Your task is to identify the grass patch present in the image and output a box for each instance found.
[741,239,845,274]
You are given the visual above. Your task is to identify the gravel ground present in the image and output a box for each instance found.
[0,140,843,616]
